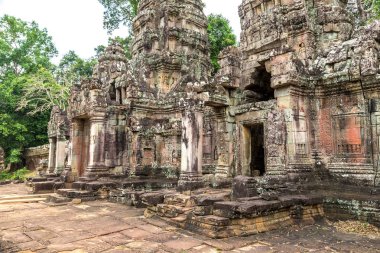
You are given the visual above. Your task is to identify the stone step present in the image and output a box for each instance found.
[163,194,191,206]
[118,178,178,190]
[0,197,47,204]
[154,204,193,218]
[0,194,52,201]
[191,215,231,226]
[109,189,146,207]
[171,214,187,223]
[28,181,64,194]
[140,191,173,206]
[78,176,98,182]
[0,180,12,185]
[144,190,326,239]
[26,177,48,183]
[192,192,231,206]
[108,189,177,208]
[72,181,116,191]
[56,189,97,200]
[46,193,71,204]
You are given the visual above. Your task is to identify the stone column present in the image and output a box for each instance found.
[47,138,56,174]
[121,87,126,104]
[178,101,204,191]
[54,136,67,174]
[215,121,233,178]
[85,115,107,177]
[116,88,121,104]
[70,120,82,179]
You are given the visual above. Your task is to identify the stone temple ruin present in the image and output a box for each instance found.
[28,0,380,238]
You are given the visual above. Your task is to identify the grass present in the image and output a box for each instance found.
[0,168,30,181]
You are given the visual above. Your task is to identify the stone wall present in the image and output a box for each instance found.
[24,145,49,171]
[324,196,380,227]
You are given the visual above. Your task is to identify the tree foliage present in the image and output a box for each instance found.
[18,51,96,116]
[207,14,237,74]
[0,15,57,80]
[0,15,97,165]
[364,0,380,20]
[94,35,134,59]
[0,15,58,164]
[56,50,96,85]
[98,0,140,33]
[0,168,30,181]
[17,68,71,114]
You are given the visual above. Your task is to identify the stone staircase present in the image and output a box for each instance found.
[44,178,114,203]
[142,188,325,238]
[27,176,179,204]
[25,176,64,194]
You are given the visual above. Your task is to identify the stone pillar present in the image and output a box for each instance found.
[121,87,126,104]
[70,120,82,179]
[47,138,56,174]
[116,88,121,104]
[54,136,67,174]
[178,102,204,191]
[85,115,108,177]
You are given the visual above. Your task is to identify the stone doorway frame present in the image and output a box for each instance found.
[71,118,91,178]
[241,121,267,177]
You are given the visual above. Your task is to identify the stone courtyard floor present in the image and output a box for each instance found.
[0,184,379,253]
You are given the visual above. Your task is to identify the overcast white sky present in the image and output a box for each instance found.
[0,0,241,63]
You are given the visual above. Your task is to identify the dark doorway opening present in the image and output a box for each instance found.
[110,81,116,101]
[245,66,274,102]
[250,124,265,176]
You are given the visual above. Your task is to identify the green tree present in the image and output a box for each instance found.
[364,0,380,20]
[56,50,96,85]
[0,15,57,80]
[94,35,134,59]
[0,114,27,164]
[17,68,71,114]
[17,51,97,117]
[0,15,58,164]
[98,0,140,33]
[207,14,237,74]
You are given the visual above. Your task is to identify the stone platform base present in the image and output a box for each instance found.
[322,190,380,227]
[109,178,178,207]
[26,178,64,194]
[142,188,324,238]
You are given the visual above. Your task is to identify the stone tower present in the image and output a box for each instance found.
[131,0,212,96]
[92,43,129,105]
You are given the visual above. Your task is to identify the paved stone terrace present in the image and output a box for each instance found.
[0,184,379,253]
